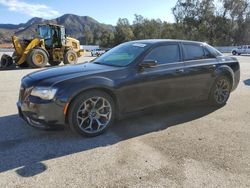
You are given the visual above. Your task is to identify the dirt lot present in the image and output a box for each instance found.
[0,53,249,188]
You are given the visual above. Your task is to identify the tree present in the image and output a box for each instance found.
[114,18,134,45]
[100,31,115,48]
[219,0,250,45]
[83,26,94,45]
[133,14,146,39]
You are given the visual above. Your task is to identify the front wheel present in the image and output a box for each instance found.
[68,90,115,137]
[209,76,232,106]
[232,51,237,55]
[27,48,48,68]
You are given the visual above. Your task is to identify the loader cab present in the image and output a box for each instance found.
[38,24,66,48]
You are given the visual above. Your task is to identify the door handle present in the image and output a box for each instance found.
[176,69,184,73]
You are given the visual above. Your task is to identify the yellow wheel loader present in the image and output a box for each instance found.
[0,24,84,69]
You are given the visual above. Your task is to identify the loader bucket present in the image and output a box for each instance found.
[0,54,14,69]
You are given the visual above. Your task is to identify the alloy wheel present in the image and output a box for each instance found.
[214,78,231,104]
[76,97,112,134]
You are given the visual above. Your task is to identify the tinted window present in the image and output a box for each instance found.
[205,44,223,57]
[204,48,215,59]
[144,44,180,64]
[183,44,204,61]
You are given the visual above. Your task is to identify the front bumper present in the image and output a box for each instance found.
[17,99,66,129]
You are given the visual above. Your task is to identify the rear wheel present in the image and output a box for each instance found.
[63,50,77,65]
[27,48,48,68]
[232,51,237,55]
[209,76,232,106]
[68,90,115,137]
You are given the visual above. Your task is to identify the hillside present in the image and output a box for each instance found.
[0,14,114,44]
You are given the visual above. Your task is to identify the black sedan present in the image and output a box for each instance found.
[17,40,240,137]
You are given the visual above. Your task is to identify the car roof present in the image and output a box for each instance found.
[127,39,205,45]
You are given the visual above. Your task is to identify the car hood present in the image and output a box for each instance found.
[24,63,119,86]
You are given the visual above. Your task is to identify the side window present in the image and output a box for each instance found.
[204,47,215,59]
[144,44,180,64]
[183,44,204,61]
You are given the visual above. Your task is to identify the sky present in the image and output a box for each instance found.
[0,0,177,25]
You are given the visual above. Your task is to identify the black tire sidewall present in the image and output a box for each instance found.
[0,55,14,69]
[209,76,232,106]
[68,90,115,137]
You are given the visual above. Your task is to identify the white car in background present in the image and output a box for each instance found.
[91,49,106,56]
[232,45,250,55]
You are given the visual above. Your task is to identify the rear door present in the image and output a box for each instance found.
[182,43,217,99]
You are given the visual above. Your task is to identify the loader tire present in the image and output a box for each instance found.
[0,54,14,69]
[64,50,77,65]
[27,48,48,68]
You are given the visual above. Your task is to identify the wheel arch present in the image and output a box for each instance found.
[212,65,235,92]
[64,87,119,124]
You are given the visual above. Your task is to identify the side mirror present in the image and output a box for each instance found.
[139,60,157,68]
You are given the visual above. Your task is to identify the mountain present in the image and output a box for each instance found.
[0,14,114,44]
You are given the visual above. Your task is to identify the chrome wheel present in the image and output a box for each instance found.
[76,97,112,134]
[214,78,230,104]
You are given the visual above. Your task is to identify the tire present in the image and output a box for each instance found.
[232,51,237,55]
[238,53,241,55]
[68,90,115,137]
[209,76,232,106]
[49,61,61,66]
[0,54,14,69]
[63,50,78,65]
[27,48,48,68]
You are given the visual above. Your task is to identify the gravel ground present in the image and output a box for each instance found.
[0,52,249,188]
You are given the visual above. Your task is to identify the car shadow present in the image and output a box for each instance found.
[0,103,220,177]
[244,79,250,86]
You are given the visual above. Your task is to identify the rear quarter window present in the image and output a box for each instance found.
[183,44,204,61]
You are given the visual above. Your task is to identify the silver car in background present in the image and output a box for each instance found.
[232,45,250,55]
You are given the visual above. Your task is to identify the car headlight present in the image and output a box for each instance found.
[31,87,57,100]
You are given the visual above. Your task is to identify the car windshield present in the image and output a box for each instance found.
[93,42,149,67]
